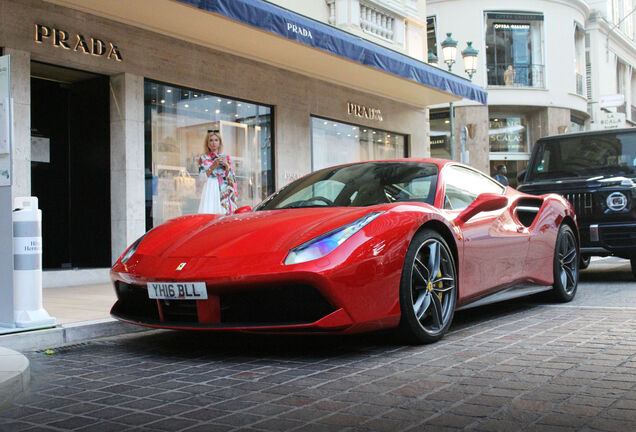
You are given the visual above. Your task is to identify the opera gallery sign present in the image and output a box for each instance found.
[34,24,122,62]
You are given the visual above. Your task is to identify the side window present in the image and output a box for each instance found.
[443,166,504,210]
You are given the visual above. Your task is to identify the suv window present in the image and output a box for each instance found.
[527,132,636,181]
[444,165,505,210]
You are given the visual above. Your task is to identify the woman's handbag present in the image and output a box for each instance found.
[174,170,196,197]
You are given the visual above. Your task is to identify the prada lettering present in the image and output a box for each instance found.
[34,24,123,62]
[287,22,313,39]
[347,102,383,122]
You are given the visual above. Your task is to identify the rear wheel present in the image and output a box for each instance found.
[551,224,579,302]
[399,229,457,344]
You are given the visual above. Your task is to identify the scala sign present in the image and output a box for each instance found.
[34,24,122,62]
[598,111,626,129]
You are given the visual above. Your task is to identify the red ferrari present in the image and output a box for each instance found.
[111,159,579,344]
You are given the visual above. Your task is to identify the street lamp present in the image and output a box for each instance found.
[439,34,479,162]
[427,49,438,68]
[461,41,479,80]
[440,32,457,71]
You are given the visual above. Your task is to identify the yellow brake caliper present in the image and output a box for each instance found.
[436,269,443,301]
[427,270,444,301]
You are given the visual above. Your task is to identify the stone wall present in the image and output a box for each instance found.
[453,105,489,174]
[528,107,571,150]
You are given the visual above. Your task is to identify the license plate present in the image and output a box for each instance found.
[147,282,208,300]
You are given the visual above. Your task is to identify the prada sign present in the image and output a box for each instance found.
[347,102,383,122]
[34,24,122,62]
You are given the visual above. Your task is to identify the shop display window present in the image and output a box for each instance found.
[489,116,528,153]
[429,111,451,159]
[310,116,406,170]
[145,80,273,228]
[485,12,545,88]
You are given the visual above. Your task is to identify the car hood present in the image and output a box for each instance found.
[519,174,635,193]
[139,207,386,259]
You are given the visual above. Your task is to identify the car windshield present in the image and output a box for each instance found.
[256,162,438,210]
[527,132,636,181]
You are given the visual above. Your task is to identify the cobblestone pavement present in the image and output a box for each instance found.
[1,259,635,432]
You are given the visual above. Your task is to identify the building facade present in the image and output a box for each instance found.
[0,0,482,278]
[586,0,636,129]
[427,0,591,185]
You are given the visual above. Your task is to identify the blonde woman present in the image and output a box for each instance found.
[197,130,238,215]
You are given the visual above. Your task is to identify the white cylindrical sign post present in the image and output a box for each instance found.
[13,196,55,328]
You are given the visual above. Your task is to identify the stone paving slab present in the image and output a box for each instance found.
[0,300,635,431]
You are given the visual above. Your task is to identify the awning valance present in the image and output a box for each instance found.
[176,0,487,105]
[43,0,487,107]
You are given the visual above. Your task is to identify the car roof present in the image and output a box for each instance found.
[323,158,457,170]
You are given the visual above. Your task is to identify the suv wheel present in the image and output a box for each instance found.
[579,255,591,270]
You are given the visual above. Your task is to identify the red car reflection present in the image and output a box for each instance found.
[111,159,579,344]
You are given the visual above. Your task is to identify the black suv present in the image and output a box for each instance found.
[518,128,636,278]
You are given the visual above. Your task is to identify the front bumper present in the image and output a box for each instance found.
[579,222,636,258]
[111,279,355,333]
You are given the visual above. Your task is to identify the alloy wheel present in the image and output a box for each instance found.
[410,238,456,335]
[557,229,578,296]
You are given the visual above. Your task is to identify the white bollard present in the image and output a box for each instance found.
[13,197,55,328]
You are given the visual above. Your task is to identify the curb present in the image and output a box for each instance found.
[0,318,148,352]
[0,347,29,408]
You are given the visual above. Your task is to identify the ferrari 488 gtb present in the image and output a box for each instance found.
[111,159,579,344]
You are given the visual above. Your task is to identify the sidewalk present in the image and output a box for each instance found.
[42,282,115,324]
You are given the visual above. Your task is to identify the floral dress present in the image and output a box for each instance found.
[197,152,238,215]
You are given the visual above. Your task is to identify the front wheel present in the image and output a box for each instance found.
[398,230,457,344]
[551,224,579,302]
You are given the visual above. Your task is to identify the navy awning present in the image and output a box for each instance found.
[175,0,487,105]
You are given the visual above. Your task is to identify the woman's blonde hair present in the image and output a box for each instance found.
[203,131,223,154]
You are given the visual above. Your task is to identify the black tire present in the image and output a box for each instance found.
[631,257,636,280]
[398,229,457,344]
[551,224,579,302]
[579,254,591,270]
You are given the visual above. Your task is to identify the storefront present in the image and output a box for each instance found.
[1,0,485,278]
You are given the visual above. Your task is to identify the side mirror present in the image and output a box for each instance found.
[454,193,508,225]
[235,205,252,214]
[517,169,527,183]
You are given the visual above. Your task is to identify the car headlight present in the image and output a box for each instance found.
[120,234,146,265]
[284,212,383,265]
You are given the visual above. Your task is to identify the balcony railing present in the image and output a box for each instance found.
[360,2,395,42]
[487,63,545,88]
[576,73,585,97]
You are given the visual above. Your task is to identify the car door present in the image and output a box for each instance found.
[442,165,529,300]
